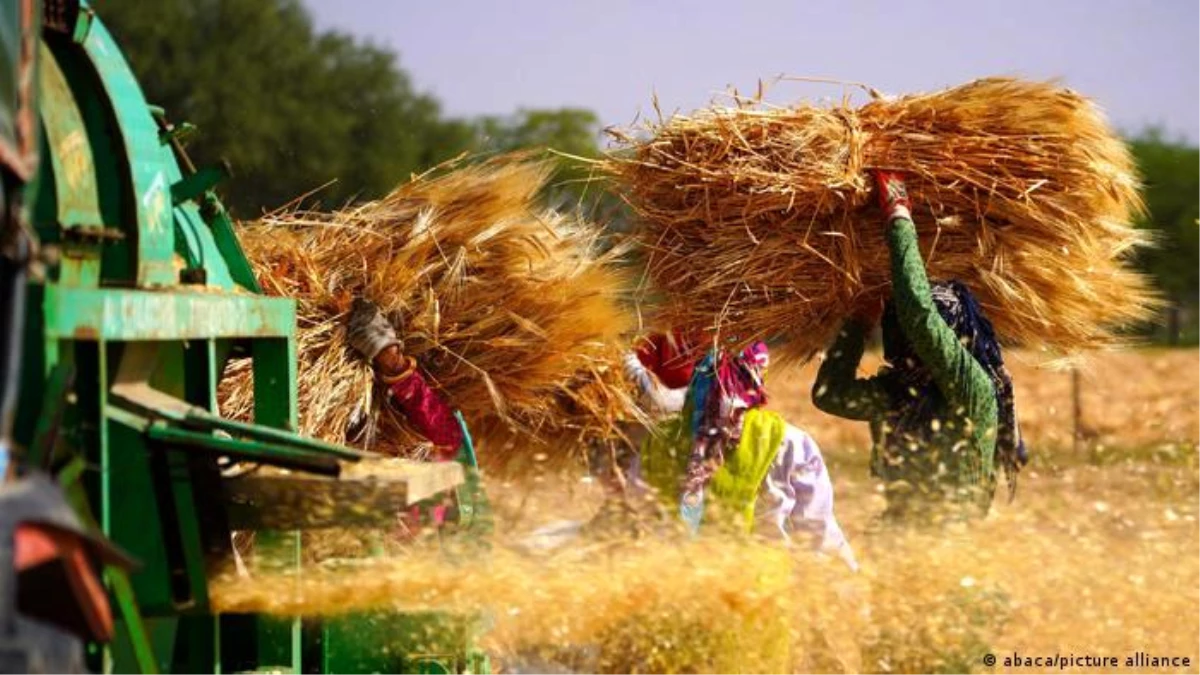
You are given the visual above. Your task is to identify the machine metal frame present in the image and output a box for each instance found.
[6,2,487,672]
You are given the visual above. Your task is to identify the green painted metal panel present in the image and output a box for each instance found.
[201,201,261,293]
[165,147,237,290]
[110,616,179,674]
[322,612,489,674]
[247,337,304,671]
[97,341,110,534]
[143,341,213,619]
[45,5,249,291]
[173,203,236,290]
[34,39,103,287]
[163,450,212,611]
[170,198,235,290]
[43,285,295,340]
[105,556,161,673]
[106,418,175,612]
[76,10,175,286]
[12,282,46,450]
[252,337,298,430]
[158,606,219,672]
[30,127,60,245]
[36,40,102,229]
[41,32,134,283]
[100,342,205,621]
[185,339,218,414]
[145,100,243,292]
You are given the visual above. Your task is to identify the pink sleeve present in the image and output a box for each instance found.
[387,370,463,457]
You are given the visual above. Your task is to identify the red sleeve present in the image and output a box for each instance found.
[386,368,463,457]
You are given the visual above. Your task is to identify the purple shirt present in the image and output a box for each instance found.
[758,424,858,571]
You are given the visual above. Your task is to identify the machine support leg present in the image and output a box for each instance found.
[250,337,303,672]
[59,461,159,674]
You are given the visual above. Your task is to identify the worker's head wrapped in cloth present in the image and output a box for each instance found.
[880,280,1028,489]
[621,329,708,421]
[634,330,704,391]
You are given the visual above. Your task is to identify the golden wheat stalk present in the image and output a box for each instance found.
[219,154,644,472]
[601,77,1160,362]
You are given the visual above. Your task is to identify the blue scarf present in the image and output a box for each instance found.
[680,343,771,531]
[882,281,1028,497]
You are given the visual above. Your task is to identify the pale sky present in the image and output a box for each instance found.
[303,0,1199,144]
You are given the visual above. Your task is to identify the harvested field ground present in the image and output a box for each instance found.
[772,347,1199,468]
[215,348,1199,674]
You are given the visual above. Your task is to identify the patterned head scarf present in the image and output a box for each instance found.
[682,341,771,504]
[882,281,1028,496]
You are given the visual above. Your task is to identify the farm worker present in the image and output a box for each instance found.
[590,329,704,497]
[592,330,702,484]
[346,298,490,539]
[618,334,712,486]
[635,338,858,571]
[588,331,700,507]
[578,331,706,537]
[346,297,463,457]
[812,171,1027,522]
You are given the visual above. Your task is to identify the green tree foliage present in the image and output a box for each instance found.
[1128,129,1199,342]
[477,108,629,228]
[97,0,615,221]
[478,108,602,160]
[477,108,600,193]
[97,0,477,215]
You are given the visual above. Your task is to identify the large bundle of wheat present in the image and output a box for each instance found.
[219,156,641,470]
[602,77,1158,361]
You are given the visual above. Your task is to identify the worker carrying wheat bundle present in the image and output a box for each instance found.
[627,335,859,571]
[813,171,1029,522]
[603,78,1160,524]
[345,298,489,538]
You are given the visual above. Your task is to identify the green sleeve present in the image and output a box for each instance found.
[812,318,889,421]
[886,217,998,426]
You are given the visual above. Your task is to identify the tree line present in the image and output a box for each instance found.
[97,0,1197,343]
[96,0,606,216]
[1128,130,1199,344]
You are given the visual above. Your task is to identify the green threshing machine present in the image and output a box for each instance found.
[0,1,489,672]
